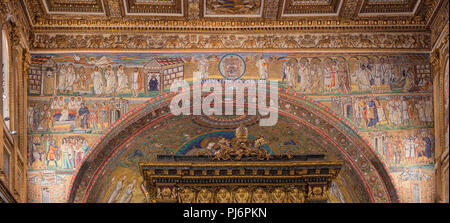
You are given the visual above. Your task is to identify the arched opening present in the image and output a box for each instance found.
[67,88,399,203]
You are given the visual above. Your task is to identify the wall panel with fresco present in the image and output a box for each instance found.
[27,52,435,203]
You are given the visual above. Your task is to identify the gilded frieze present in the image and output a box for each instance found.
[30,32,430,50]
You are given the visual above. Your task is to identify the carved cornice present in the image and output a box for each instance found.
[29,18,429,31]
[30,31,431,50]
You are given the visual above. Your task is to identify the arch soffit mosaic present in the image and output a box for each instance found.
[67,88,400,203]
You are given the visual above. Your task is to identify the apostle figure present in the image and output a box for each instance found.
[310,60,323,93]
[337,58,351,94]
[373,58,383,93]
[116,65,128,94]
[61,138,72,169]
[401,97,410,126]
[74,139,83,169]
[92,66,104,96]
[51,97,61,121]
[68,97,77,121]
[403,66,415,92]
[57,64,67,94]
[119,179,136,203]
[78,103,90,129]
[98,102,109,130]
[392,136,401,164]
[60,103,69,122]
[375,99,386,124]
[256,55,268,80]
[355,98,368,128]
[283,62,296,89]
[81,139,90,159]
[77,66,90,92]
[131,68,142,97]
[380,57,392,91]
[421,131,433,161]
[65,64,76,94]
[297,60,311,93]
[403,136,411,164]
[32,105,40,131]
[382,135,389,160]
[107,176,127,203]
[323,60,337,93]
[28,106,34,131]
[390,66,405,91]
[198,55,209,79]
[415,97,426,125]
[393,96,403,126]
[105,65,117,96]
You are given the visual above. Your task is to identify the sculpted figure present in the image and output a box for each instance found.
[287,187,305,203]
[197,188,213,203]
[270,187,286,203]
[234,187,250,203]
[252,187,268,203]
[178,187,195,203]
[216,188,231,203]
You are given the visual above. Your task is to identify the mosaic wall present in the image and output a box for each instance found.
[27,52,435,203]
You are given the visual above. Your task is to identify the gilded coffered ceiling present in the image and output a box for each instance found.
[18,0,444,32]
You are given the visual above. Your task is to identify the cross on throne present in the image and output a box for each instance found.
[198,126,276,161]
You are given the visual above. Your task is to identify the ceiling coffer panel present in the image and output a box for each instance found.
[124,0,184,15]
[43,0,105,13]
[359,0,420,14]
[280,0,342,15]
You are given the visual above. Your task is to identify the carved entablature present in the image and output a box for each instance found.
[30,32,430,50]
[140,154,343,203]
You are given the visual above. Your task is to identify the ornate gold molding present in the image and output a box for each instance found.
[430,0,449,47]
[0,0,10,22]
[174,185,309,203]
[431,21,448,203]
[1,0,32,50]
[430,48,441,77]
[30,31,431,50]
[140,156,343,203]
